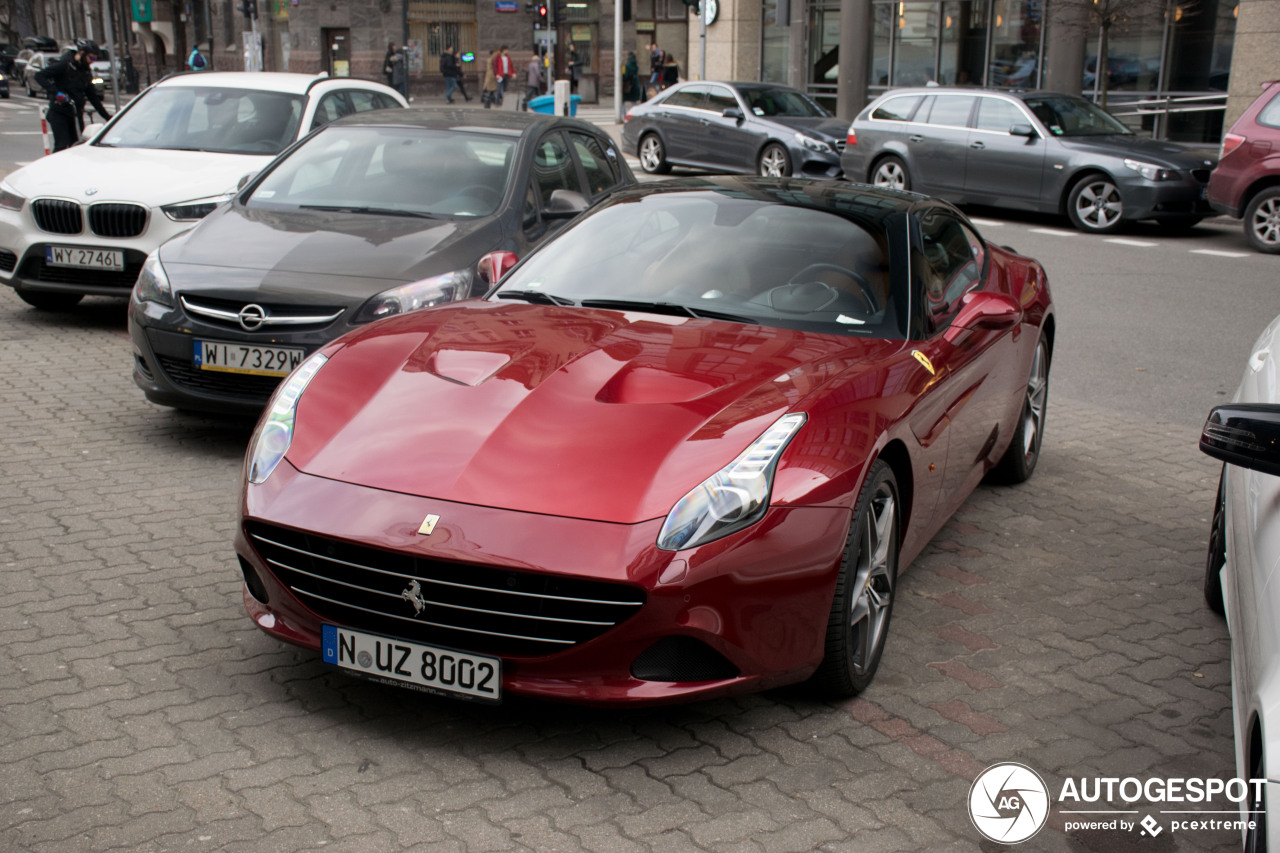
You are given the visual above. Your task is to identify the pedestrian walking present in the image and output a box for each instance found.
[440,45,470,103]
[494,45,514,106]
[482,49,499,107]
[567,43,583,94]
[382,42,397,89]
[648,41,665,96]
[524,53,543,109]
[390,46,409,100]
[35,39,110,152]
[622,51,641,104]
[187,44,209,72]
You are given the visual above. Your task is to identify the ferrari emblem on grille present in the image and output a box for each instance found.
[912,350,936,375]
[401,579,427,616]
[418,513,440,535]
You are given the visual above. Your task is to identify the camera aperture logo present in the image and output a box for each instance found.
[969,763,1051,844]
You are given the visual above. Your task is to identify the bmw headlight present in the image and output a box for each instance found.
[354,269,473,323]
[161,193,231,221]
[796,133,833,154]
[0,184,24,211]
[133,251,173,307]
[657,413,807,551]
[247,352,328,484]
[1123,159,1177,181]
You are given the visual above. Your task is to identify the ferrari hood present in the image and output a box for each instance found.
[2,145,269,206]
[287,301,896,524]
[163,204,492,284]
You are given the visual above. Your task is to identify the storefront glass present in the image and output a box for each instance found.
[988,0,1040,87]
[761,0,789,83]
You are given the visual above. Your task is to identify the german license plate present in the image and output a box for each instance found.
[193,339,304,377]
[322,625,502,702]
[45,245,123,271]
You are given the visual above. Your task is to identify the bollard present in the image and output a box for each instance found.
[40,116,51,156]
[553,79,570,117]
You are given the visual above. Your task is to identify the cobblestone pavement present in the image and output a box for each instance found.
[0,285,1235,852]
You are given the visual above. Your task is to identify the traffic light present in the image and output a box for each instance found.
[240,0,257,18]
[536,3,547,18]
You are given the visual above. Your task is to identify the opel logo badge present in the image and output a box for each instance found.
[238,303,267,331]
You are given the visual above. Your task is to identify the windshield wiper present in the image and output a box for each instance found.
[494,289,576,306]
[298,205,440,219]
[580,299,758,325]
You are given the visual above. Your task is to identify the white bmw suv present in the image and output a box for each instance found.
[0,71,406,310]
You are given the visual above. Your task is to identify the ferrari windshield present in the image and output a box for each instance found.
[1023,95,1132,137]
[492,190,902,338]
[96,86,305,155]
[246,126,516,219]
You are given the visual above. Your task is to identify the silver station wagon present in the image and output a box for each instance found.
[841,87,1215,234]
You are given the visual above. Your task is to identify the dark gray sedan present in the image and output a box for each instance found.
[842,88,1216,233]
[622,81,847,179]
[128,108,634,413]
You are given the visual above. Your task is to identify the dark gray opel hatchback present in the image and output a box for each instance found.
[128,108,634,413]
[841,88,1215,234]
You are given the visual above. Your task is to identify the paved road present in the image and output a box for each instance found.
[1,99,1268,851]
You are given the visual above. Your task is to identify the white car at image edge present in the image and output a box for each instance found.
[1201,312,1280,853]
[0,71,406,311]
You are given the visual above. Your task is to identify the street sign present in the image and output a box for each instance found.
[131,0,153,22]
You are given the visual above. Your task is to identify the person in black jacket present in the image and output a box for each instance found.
[438,45,470,104]
[35,39,110,152]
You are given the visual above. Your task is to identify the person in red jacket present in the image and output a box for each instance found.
[493,45,514,106]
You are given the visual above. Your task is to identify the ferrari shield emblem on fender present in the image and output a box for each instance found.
[912,350,936,375]
[418,514,440,535]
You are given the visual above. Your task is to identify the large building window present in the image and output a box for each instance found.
[410,0,477,75]
[761,0,790,84]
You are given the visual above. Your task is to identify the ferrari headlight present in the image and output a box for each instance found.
[1123,159,1177,181]
[133,251,173,307]
[161,194,230,221]
[0,184,25,211]
[247,353,328,484]
[796,133,833,154]
[657,413,807,551]
[354,269,473,323]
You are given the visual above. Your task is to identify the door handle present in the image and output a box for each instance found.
[908,134,924,142]
[970,140,986,149]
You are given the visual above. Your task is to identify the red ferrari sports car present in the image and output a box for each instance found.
[235,176,1054,706]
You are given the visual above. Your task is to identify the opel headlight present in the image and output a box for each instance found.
[1123,159,1177,181]
[657,413,807,551]
[0,184,25,212]
[354,269,473,323]
[796,133,833,154]
[247,353,328,484]
[133,251,173,307]
[162,194,230,221]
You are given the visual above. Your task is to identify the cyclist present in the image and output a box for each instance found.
[36,39,110,152]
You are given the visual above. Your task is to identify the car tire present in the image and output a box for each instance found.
[811,459,899,697]
[1244,187,1280,254]
[870,155,910,191]
[1246,740,1267,853]
[1204,465,1227,616]
[986,333,1049,485]
[1067,174,1125,233]
[638,133,671,175]
[16,290,83,311]
[758,143,792,177]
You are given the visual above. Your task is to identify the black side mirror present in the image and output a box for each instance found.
[543,188,590,220]
[723,107,744,122]
[1200,405,1280,477]
[1009,123,1036,138]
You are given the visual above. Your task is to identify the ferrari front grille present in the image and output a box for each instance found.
[31,199,82,234]
[246,522,647,658]
[88,203,148,238]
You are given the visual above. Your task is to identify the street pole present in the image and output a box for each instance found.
[698,1,706,80]
[613,0,622,122]
[101,0,121,112]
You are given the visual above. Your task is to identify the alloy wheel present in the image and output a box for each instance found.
[1022,339,1049,460]
[1250,196,1280,248]
[1074,180,1123,231]
[873,161,906,190]
[849,485,896,675]
[759,145,789,177]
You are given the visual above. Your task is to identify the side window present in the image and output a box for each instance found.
[924,95,977,128]
[347,90,385,114]
[1258,91,1280,129]
[706,86,738,113]
[975,98,1031,133]
[665,87,707,109]
[569,132,619,197]
[919,209,981,330]
[872,95,923,122]
[531,132,582,208]
[373,93,402,110]
[310,92,351,131]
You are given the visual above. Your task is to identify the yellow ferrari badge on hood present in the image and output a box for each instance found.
[912,350,936,375]
[418,514,440,535]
